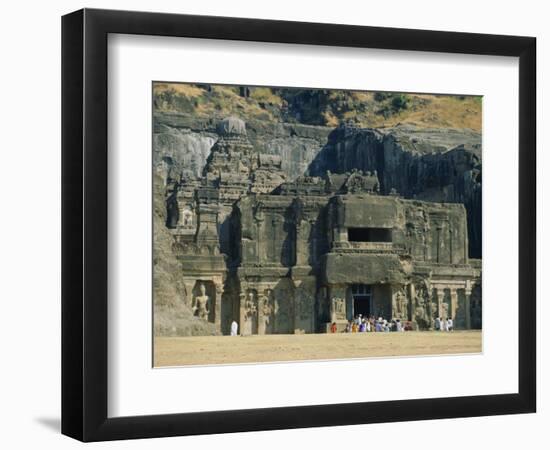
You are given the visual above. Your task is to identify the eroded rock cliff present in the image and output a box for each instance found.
[153,173,218,336]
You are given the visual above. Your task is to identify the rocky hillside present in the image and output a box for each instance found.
[154,83,482,131]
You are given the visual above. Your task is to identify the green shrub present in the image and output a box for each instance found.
[391,94,410,111]
[374,92,392,102]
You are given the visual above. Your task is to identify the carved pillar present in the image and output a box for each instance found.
[435,287,444,318]
[214,281,224,332]
[449,229,454,264]
[238,292,246,335]
[254,218,264,264]
[408,283,416,321]
[295,219,311,266]
[436,226,442,263]
[426,287,433,329]
[257,306,265,335]
[270,217,279,263]
[257,290,271,335]
[464,287,472,330]
[450,288,458,321]
[253,202,265,264]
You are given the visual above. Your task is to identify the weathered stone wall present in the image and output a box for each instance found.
[154,113,481,258]
[154,112,331,182]
[153,173,218,336]
[307,125,482,257]
[231,191,479,334]
[154,112,482,335]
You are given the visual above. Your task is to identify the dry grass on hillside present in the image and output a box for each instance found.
[373,95,482,131]
[153,82,204,98]
[153,82,482,132]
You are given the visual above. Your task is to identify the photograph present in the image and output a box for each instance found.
[152,83,483,367]
[0,0,542,446]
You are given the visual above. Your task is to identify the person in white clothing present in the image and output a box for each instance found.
[447,317,453,331]
[230,320,239,336]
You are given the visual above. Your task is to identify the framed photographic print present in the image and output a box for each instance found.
[61,8,536,442]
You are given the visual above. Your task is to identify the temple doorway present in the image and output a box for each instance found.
[352,284,372,318]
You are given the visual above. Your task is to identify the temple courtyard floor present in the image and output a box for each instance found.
[154,330,482,367]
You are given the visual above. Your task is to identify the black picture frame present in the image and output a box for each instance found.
[62,8,536,442]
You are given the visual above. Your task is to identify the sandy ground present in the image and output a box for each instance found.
[154,330,482,367]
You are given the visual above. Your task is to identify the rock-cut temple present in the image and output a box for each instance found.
[165,117,482,335]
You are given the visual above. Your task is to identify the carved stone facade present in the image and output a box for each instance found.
[166,117,482,334]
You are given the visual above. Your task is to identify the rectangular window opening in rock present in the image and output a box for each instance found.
[348,227,392,242]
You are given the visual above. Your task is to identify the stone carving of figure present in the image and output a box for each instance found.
[414,286,427,321]
[400,291,408,318]
[347,174,363,193]
[393,289,406,318]
[330,297,346,322]
[181,208,193,227]
[413,283,434,329]
[259,292,272,333]
[193,282,210,321]
[245,292,257,320]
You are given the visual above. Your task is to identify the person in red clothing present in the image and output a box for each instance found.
[330,322,337,333]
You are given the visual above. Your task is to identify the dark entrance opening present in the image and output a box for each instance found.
[348,227,392,242]
[353,296,371,317]
[351,284,372,318]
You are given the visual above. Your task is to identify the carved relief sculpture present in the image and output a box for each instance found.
[193,282,210,321]
[259,291,273,334]
[330,297,346,322]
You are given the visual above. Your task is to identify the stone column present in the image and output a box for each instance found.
[295,220,311,266]
[214,281,224,332]
[464,288,472,330]
[407,283,416,322]
[426,288,433,329]
[238,292,246,336]
[257,290,270,335]
[450,288,458,322]
[257,310,265,335]
[435,287,444,319]
[254,217,264,264]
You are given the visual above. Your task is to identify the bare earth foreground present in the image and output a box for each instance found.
[154,331,482,367]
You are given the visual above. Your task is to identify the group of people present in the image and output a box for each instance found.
[434,317,454,331]
[329,314,455,333]
[330,315,412,333]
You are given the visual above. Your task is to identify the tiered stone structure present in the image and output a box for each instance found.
[166,117,482,334]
